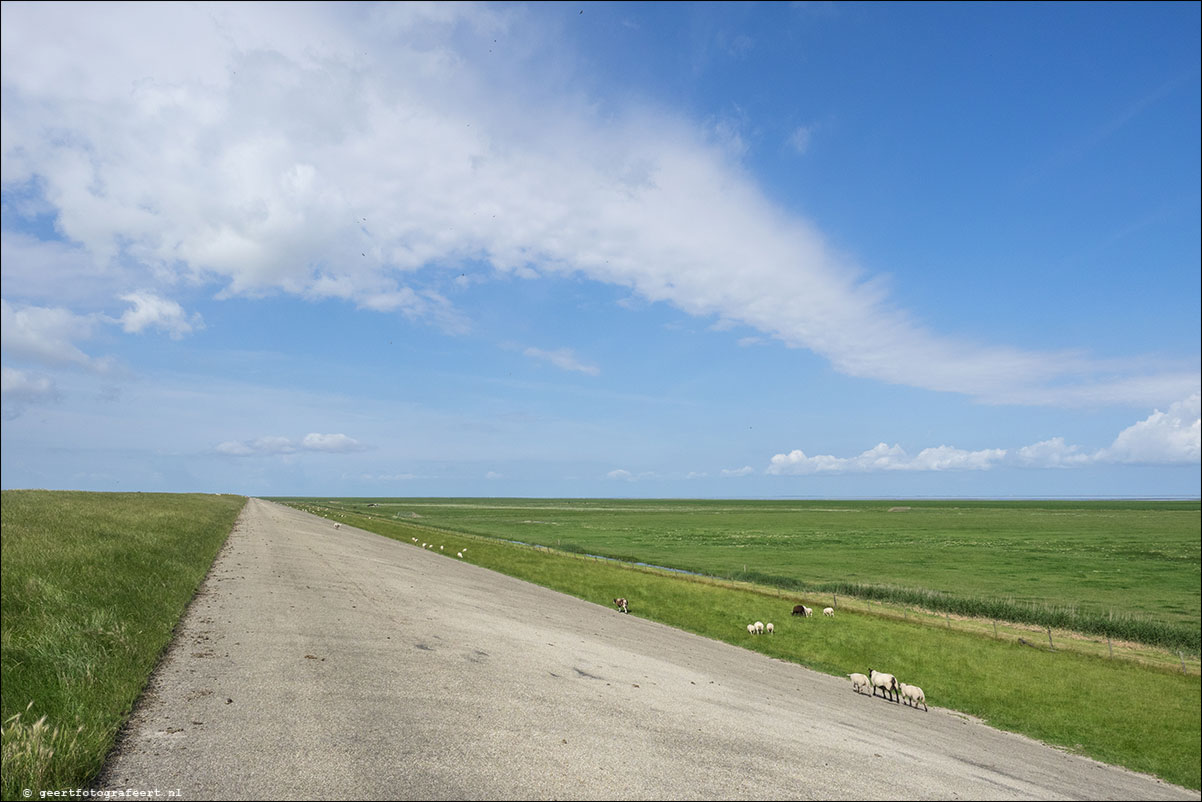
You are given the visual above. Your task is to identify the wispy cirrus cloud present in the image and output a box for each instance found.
[1,365,59,419]
[0,299,114,372]
[522,346,599,376]
[2,2,1195,409]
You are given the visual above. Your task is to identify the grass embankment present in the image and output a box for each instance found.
[295,505,1201,791]
[302,498,1201,654]
[0,491,246,801]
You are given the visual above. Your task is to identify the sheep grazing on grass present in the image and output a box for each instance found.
[823,607,834,617]
[869,669,900,703]
[614,598,629,614]
[765,622,774,635]
[457,552,463,558]
[747,623,757,635]
[792,604,812,617]
[899,682,927,711]
[753,621,765,634]
[848,673,870,694]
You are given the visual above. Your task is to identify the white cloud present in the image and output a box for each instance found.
[767,395,1202,474]
[301,432,366,453]
[1,3,1196,408]
[0,299,112,371]
[606,468,634,481]
[787,123,815,155]
[215,436,296,457]
[1013,437,1093,468]
[522,347,600,376]
[215,432,365,456]
[1,365,59,419]
[721,465,755,477]
[119,291,203,339]
[1100,393,1201,464]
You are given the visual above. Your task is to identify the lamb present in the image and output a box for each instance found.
[792,604,812,617]
[457,552,463,558]
[869,669,900,703]
[334,523,341,529]
[823,607,834,617]
[848,673,870,694]
[614,598,629,614]
[747,623,757,635]
[753,621,765,634]
[898,682,927,711]
[765,622,774,634]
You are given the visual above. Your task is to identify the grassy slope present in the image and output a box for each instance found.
[296,505,1202,791]
[0,491,245,800]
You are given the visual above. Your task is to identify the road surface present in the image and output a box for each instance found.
[96,498,1199,800]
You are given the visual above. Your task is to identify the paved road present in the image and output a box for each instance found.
[97,498,1198,800]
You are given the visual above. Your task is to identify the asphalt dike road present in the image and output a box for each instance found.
[96,498,1199,801]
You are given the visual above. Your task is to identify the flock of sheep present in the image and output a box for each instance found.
[740,602,927,713]
[849,669,927,711]
[406,534,467,560]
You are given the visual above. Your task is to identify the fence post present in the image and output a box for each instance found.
[1181,651,1187,674]
[1107,637,1113,659]
[945,611,950,628]
[1047,627,1054,651]
[993,620,998,639]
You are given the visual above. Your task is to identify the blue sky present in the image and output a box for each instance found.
[2,1,1199,498]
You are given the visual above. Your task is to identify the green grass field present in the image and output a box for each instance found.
[279,500,1202,791]
[3,491,1197,795]
[279,497,1201,652]
[0,491,245,801]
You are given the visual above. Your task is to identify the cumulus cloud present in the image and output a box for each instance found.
[606,469,634,481]
[119,291,203,339]
[721,465,755,477]
[216,432,365,456]
[767,442,1008,475]
[1,3,1196,407]
[767,395,1202,474]
[522,346,600,376]
[1100,393,1201,464]
[301,432,366,452]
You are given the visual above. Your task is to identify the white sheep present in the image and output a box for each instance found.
[747,623,757,635]
[457,552,463,558]
[848,673,870,694]
[898,682,927,711]
[753,621,765,635]
[823,607,834,617]
[765,622,774,634]
[869,669,900,703]
[334,522,341,529]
